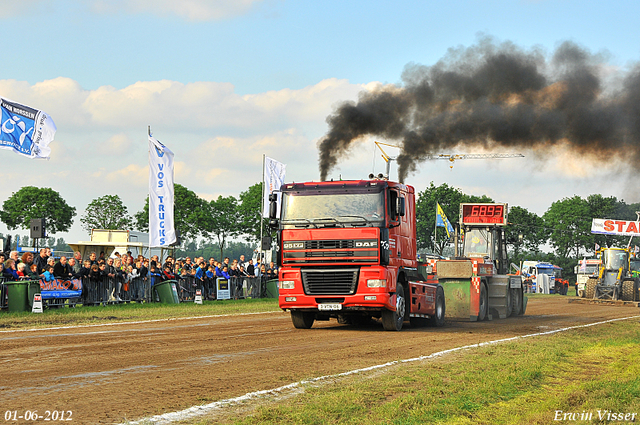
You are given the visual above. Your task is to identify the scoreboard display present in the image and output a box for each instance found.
[460,203,508,226]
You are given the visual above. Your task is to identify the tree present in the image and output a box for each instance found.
[237,182,268,244]
[80,194,133,233]
[134,183,207,242]
[415,182,493,255]
[0,186,76,234]
[543,196,591,259]
[202,195,241,260]
[505,206,548,256]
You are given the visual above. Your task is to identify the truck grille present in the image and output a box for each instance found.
[301,268,359,295]
[304,240,354,249]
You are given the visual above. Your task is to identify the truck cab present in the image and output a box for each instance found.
[271,178,443,331]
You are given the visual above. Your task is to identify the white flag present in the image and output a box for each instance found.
[263,156,286,218]
[579,258,586,273]
[148,134,176,247]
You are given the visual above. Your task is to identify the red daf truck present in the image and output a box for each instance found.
[268,177,445,331]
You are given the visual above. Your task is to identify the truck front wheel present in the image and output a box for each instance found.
[291,311,315,329]
[428,286,445,327]
[382,284,405,331]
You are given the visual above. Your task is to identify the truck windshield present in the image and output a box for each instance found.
[630,259,640,273]
[537,268,555,276]
[463,229,491,257]
[603,250,628,270]
[578,265,599,275]
[281,191,385,227]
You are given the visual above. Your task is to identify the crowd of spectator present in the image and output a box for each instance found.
[1,248,279,302]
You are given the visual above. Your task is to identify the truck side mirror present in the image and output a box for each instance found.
[269,193,278,220]
[397,197,405,217]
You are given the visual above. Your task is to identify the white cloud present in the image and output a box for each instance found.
[0,76,367,243]
[90,0,263,21]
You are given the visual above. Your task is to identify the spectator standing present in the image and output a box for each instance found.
[54,257,73,278]
[16,262,27,278]
[27,264,40,280]
[20,252,34,268]
[34,249,48,274]
[246,259,255,276]
[4,259,19,281]
[68,258,78,277]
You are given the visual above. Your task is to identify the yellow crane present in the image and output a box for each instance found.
[374,141,524,178]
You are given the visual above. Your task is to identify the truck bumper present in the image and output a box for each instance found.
[278,265,395,312]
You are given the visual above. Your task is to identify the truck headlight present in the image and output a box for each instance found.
[367,279,386,288]
[279,280,295,289]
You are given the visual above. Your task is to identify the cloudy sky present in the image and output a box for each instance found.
[1,0,640,245]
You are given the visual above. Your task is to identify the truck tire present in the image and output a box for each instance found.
[428,286,445,327]
[585,278,597,299]
[511,287,523,316]
[505,286,513,318]
[382,283,405,331]
[622,280,636,301]
[478,282,488,321]
[291,311,314,329]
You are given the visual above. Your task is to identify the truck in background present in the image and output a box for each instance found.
[574,258,601,297]
[423,203,526,321]
[521,261,559,294]
[270,177,445,331]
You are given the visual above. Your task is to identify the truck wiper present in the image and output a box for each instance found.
[335,215,373,226]
[281,218,318,228]
[312,217,344,228]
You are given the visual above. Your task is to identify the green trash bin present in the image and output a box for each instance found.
[265,279,279,298]
[6,280,32,312]
[154,280,180,304]
[28,281,42,308]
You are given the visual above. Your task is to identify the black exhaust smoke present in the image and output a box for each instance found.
[318,38,640,183]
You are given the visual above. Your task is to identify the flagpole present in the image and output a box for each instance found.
[434,203,438,253]
[148,125,151,261]
[260,154,265,263]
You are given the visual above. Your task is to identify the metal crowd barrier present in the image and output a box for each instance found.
[80,275,153,305]
[0,274,279,310]
[0,277,7,309]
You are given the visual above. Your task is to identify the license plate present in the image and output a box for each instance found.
[510,280,522,289]
[318,303,342,311]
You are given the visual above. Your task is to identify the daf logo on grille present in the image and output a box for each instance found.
[355,241,376,247]
[284,242,304,249]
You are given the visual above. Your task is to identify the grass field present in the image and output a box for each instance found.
[199,319,640,425]
[0,298,281,329]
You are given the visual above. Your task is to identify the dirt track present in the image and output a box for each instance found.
[1,297,639,424]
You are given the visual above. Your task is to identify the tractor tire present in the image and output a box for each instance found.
[511,287,523,316]
[478,282,488,321]
[505,285,513,318]
[291,311,315,329]
[428,286,446,327]
[585,278,597,299]
[382,283,405,331]
[622,280,636,301]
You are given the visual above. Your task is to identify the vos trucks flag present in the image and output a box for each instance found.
[148,134,176,247]
[263,156,286,218]
[0,97,56,159]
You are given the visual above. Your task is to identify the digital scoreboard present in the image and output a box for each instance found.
[460,203,508,226]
